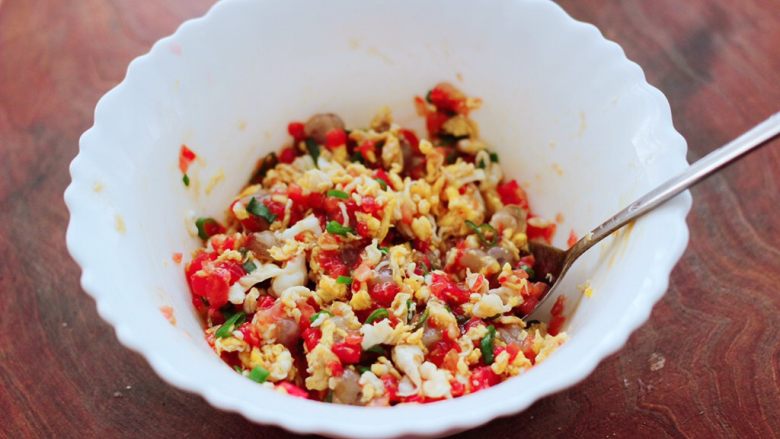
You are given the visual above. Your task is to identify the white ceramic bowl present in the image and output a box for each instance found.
[65,0,691,437]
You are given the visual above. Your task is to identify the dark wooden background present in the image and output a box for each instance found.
[1,0,778,437]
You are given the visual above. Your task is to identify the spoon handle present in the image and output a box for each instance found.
[569,111,780,261]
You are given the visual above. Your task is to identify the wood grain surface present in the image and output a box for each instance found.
[1,0,778,437]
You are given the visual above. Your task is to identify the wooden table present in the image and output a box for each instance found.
[2,0,778,437]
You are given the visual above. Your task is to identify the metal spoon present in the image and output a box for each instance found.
[526,112,780,317]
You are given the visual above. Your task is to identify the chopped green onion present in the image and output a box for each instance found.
[248,366,270,383]
[242,259,257,273]
[182,173,190,186]
[238,247,249,257]
[406,299,415,322]
[379,246,389,255]
[413,309,429,331]
[326,220,354,236]
[215,312,246,338]
[327,189,349,199]
[233,365,243,373]
[351,152,365,164]
[195,217,219,241]
[365,345,386,355]
[336,275,353,285]
[247,197,277,223]
[357,365,371,375]
[365,308,389,324]
[310,310,333,323]
[477,159,486,169]
[305,138,320,168]
[465,220,498,247]
[480,325,496,365]
[374,178,388,190]
[519,264,535,278]
[489,152,499,163]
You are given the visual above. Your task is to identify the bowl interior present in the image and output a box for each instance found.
[67,0,690,436]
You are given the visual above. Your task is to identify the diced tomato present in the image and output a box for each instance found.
[427,339,460,368]
[190,267,231,312]
[302,327,322,351]
[179,144,196,173]
[374,169,392,191]
[276,381,309,399]
[356,140,376,162]
[359,195,384,218]
[520,335,537,364]
[381,375,400,402]
[450,380,466,397]
[257,296,275,309]
[496,179,529,209]
[430,273,470,305]
[425,111,450,137]
[328,360,344,377]
[548,296,566,336]
[369,281,400,308]
[238,322,261,348]
[356,221,371,238]
[279,146,298,164]
[286,183,306,205]
[287,122,306,142]
[518,296,538,316]
[505,343,521,362]
[567,230,578,248]
[209,233,240,254]
[399,128,420,152]
[470,366,500,392]
[297,301,316,330]
[526,217,557,244]
[325,128,347,149]
[517,254,535,269]
[185,252,215,288]
[318,250,349,277]
[427,83,468,115]
[463,317,485,333]
[331,341,361,364]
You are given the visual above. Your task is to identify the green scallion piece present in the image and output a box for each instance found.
[182,173,190,186]
[233,365,243,373]
[413,309,429,331]
[248,366,270,383]
[309,310,333,323]
[215,311,246,338]
[195,217,219,241]
[326,220,354,236]
[327,189,349,199]
[465,220,498,247]
[336,275,353,285]
[480,325,496,365]
[365,345,386,355]
[305,138,320,168]
[247,197,277,223]
[489,152,499,163]
[242,259,257,273]
[379,247,389,255]
[519,264,535,278]
[374,178,388,190]
[365,308,389,324]
[357,365,371,375]
[406,299,415,322]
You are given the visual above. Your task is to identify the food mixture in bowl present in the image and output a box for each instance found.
[184,83,567,405]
